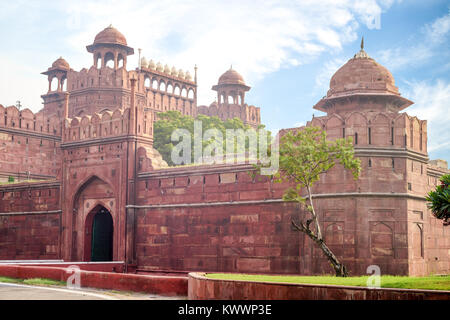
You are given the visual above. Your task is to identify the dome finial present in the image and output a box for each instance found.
[354,36,369,59]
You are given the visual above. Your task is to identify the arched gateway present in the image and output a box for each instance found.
[84,205,114,261]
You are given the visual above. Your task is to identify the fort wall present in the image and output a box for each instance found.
[0,105,62,182]
[0,181,61,260]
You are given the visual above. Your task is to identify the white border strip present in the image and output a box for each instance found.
[0,282,118,300]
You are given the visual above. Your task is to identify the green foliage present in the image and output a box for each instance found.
[426,174,450,225]
[253,126,361,277]
[0,276,65,287]
[205,273,450,290]
[8,176,14,183]
[153,111,271,166]
[273,126,361,203]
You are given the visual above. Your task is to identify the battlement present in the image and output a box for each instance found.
[66,66,131,117]
[140,57,195,84]
[139,62,197,117]
[0,104,62,181]
[67,65,129,92]
[63,106,153,143]
[0,104,62,137]
[307,111,427,154]
[140,68,196,99]
[197,102,260,127]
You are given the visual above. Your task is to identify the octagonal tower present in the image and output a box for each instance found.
[283,39,439,276]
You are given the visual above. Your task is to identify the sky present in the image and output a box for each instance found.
[0,0,449,162]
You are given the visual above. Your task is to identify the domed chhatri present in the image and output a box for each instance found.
[314,37,413,112]
[217,67,246,86]
[93,24,128,46]
[42,56,70,76]
[51,57,70,70]
[86,25,134,55]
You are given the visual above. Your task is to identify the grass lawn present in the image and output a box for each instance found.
[205,273,450,291]
[0,276,65,287]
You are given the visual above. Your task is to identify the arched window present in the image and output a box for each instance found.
[167,84,173,94]
[95,53,101,69]
[159,81,166,92]
[152,79,158,90]
[188,89,194,99]
[228,96,234,104]
[144,77,151,88]
[117,54,124,68]
[50,77,58,91]
[181,88,187,97]
[104,52,114,68]
[61,77,67,91]
[174,86,180,96]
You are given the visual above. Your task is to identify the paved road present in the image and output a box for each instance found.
[0,282,186,300]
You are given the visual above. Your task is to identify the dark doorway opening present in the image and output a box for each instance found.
[90,207,113,261]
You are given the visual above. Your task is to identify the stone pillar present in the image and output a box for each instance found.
[129,77,137,134]
[63,92,70,119]
[125,207,137,266]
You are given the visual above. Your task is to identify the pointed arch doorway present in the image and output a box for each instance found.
[85,205,114,261]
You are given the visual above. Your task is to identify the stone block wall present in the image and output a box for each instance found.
[0,182,61,260]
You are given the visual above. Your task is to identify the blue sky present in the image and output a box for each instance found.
[0,0,449,162]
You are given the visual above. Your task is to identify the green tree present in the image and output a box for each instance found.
[154,111,270,166]
[426,174,450,226]
[256,126,361,277]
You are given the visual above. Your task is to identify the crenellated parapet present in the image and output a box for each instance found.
[139,59,197,117]
[140,58,195,83]
[0,104,62,137]
[0,104,62,182]
[307,111,427,154]
[66,66,132,117]
[197,101,260,128]
[68,65,129,92]
[62,105,154,144]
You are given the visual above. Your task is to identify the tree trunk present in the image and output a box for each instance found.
[313,236,348,277]
[292,220,348,277]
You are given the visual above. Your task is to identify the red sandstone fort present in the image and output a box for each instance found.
[0,26,448,276]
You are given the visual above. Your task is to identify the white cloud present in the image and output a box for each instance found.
[402,79,450,155]
[314,57,346,93]
[377,8,450,71]
[424,8,450,44]
[377,46,433,70]
[0,0,400,111]
[0,54,47,110]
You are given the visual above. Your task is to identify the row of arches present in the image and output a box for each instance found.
[197,103,260,124]
[93,51,126,70]
[324,220,424,260]
[217,91,245,106]
[311,111,426,129]
[218,94,244,105]
[143,77,195,99]
[48,75,67,92]
[310,111,426,151]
